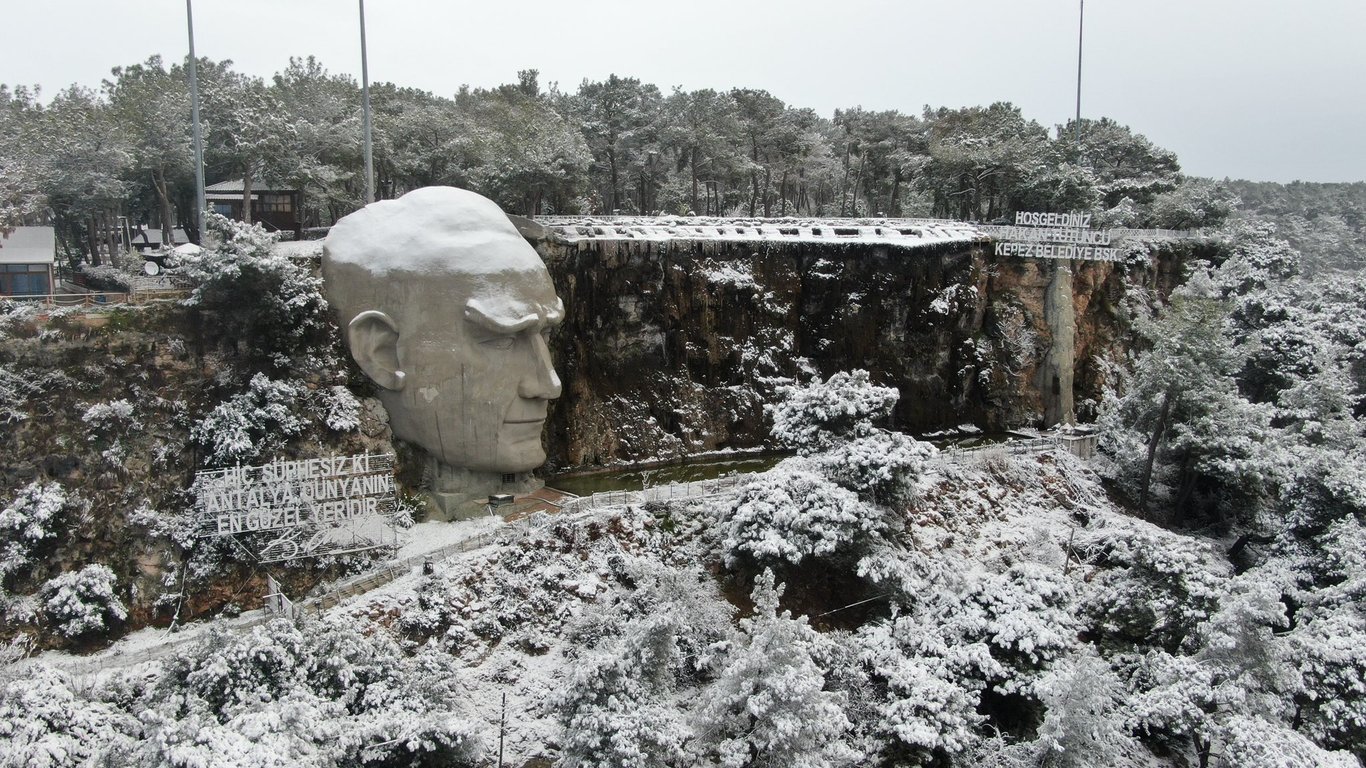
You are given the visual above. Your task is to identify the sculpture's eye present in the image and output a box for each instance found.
[480,336,516,351]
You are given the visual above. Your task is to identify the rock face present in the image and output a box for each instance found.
[538,235,1195,471]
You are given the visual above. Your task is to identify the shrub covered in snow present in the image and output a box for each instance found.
[80,398,137,437]
[694,571,859,767]
[0,665,138,766]
[768,370,899,453]
[142,617,485,766]
[192,373,305,467]
[0,481,68,585]
[317,384,362,432]
[554,614,695,768]
[179,213,333,373]
[1077,523,1230,653]
[39,564,127,638]
[812,430,936,507]
[721,461,883,567]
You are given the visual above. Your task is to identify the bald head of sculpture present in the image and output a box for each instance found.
[322,187,562,474]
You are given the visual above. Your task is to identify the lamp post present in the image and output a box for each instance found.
[360,0,375,205]
[186,0,206,242]
[1075,0,1085,153]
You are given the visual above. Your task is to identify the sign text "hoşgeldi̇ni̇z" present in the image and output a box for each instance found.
[993,211,1120,262]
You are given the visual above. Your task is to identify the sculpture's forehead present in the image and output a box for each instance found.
[324,186,542,276]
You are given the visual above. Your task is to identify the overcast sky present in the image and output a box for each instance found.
[4,0,1363,183]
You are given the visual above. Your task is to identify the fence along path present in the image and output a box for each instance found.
[556,474,746,514]
[12,528,508,681]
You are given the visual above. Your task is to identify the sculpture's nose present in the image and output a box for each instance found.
[518,332,562,400]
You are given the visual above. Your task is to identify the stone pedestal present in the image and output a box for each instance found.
[424,456,542,521]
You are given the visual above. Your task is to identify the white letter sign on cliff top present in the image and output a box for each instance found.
[193,453,399,563]
[992,211,1119,263]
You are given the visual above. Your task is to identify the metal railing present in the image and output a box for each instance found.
[7,288,190,308]
[558,474,747,514]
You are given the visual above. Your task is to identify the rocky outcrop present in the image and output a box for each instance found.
[539,235,1200,470]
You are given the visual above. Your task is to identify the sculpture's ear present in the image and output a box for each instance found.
[347,311,406,391]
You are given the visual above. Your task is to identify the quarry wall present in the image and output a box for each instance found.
[539,234,1193,470]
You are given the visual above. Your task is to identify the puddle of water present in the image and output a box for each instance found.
[548,454,786,497]
[546,432,1029,496]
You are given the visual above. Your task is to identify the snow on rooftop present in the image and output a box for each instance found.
[534,215,986,249]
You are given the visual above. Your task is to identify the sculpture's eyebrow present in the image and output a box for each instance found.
[465,297,564,334]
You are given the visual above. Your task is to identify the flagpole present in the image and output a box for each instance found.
[186,0,207,241]
[360,0,374,205]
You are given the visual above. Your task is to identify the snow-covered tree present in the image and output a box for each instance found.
[142,618,485,767]
[39,564,127,639]
[1098,269,1276,520]
[1031,654,1143,768]
[721,461,883,567]
[178,213,333,373]
[812,430,936,507]
[695,571,858,767]
[0,664,138,766]
[191,373,305,467]
[554,614,693,768]
[769,370,899,454]
[1216,714,1358,768]
[851,619,983,764]
[0,481,68,585]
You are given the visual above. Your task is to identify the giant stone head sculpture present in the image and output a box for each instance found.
[322,187,562,516]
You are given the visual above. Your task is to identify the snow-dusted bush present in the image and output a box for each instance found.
[813,430,936,507]
[768,370,899,454]
[1077,523,1230,653]
[1216,714,1358,768]
[192,373,305,467]
[695,571,859,767]
[1286,610,1366,753]
[80,398,137,436]
[179,213,333,372]
[1123,649,1216,746]
[852,619,982,763]
[318,384,361,432]
[144,618,485,766]
[1031,654,1143,767]
[955,562,1080,685]
[1193,577,1299,720]
[39,564,127,638]
[0,664,138,766]
[0,298,40,340]
[721,461,883,566]
[0,481,67,584]
[554,614,694,768]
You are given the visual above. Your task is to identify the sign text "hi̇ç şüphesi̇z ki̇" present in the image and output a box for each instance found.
[993,211,1119,262]
[194,454,397,537]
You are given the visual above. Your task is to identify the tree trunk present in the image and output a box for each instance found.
[890,169,902,217]
[839,142,851,215]
[86,215,101,266]
[1139,391,1173,514]
[850,153,867,217]
[104,208,120,266]
[762,166,772,217]
[779,171,788,217]
[689,147,700,214]
[242,168,255,225]
[607,147,619,212]
[152,168,175,247]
